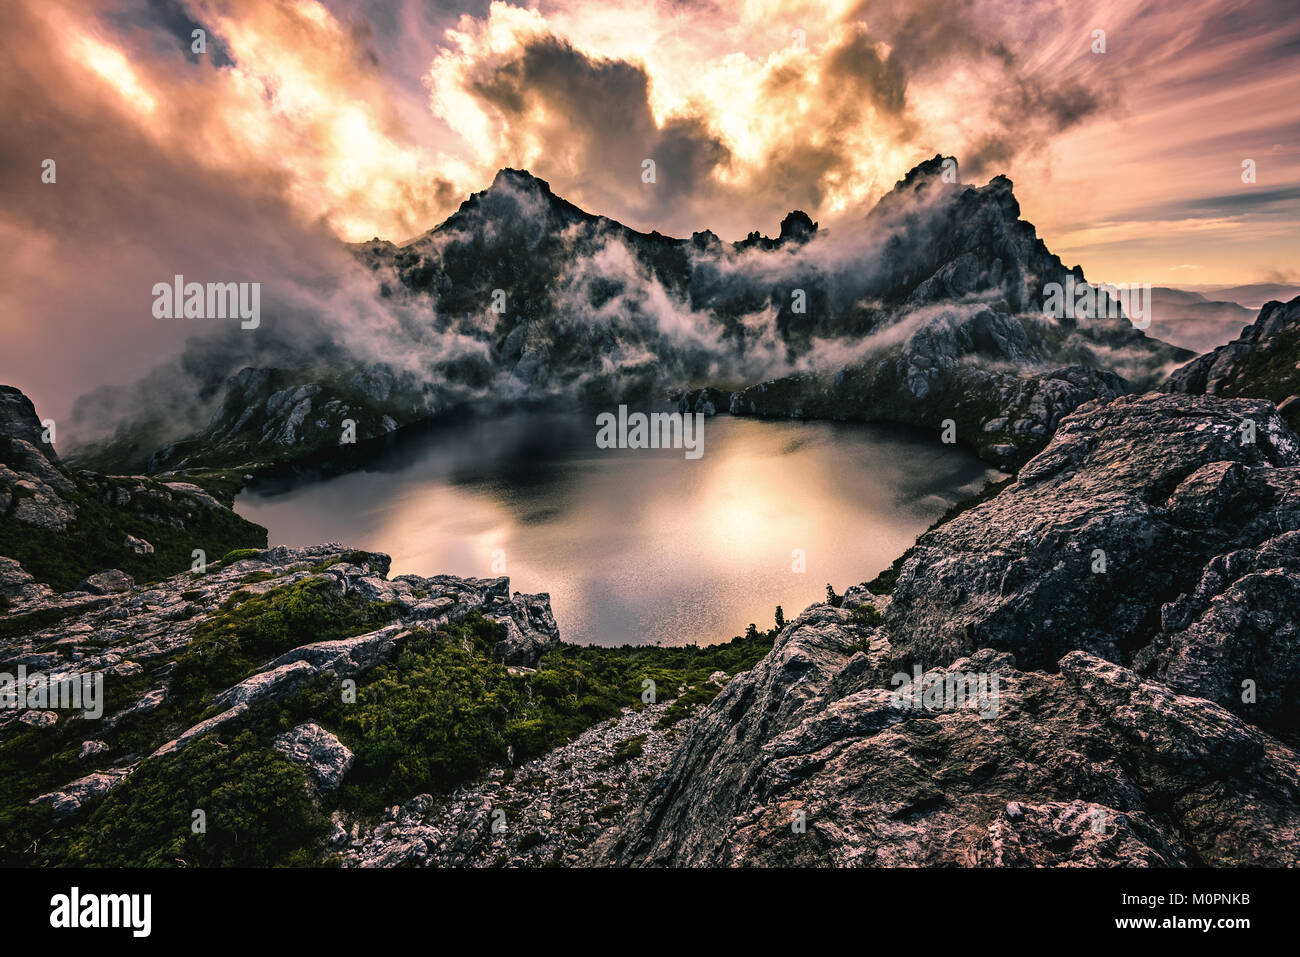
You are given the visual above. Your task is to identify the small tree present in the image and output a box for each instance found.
[774,606,786,630]
[825,584,843,608]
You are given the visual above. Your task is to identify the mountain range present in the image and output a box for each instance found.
[71,157,1191,476]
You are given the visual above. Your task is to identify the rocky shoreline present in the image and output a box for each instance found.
[596,391,1300,866]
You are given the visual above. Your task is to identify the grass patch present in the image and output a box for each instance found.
[517,831,546,853]
[849,603,884,627]
[657,684,722,727]
[220,548,263,564]
[596,734,647,769]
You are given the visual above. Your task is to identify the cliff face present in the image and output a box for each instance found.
[0,386,265,593]
[595,393,1300,867]
[1164,294,1300,432]
[885,393,1300,697]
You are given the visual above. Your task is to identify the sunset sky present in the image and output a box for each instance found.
[2,0,1298,419]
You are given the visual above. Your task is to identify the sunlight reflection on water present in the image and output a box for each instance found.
[235,412,999,647]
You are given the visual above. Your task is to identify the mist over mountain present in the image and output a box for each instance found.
[1145,288,1258,354]
[68,157,1187,474]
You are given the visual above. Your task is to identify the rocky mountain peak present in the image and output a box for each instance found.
[488,166,551,196]
[778,210,818,243]
[0,385,56,462]
[78,156,1186,477]
[865,153,961,221]
[894,152,957,191]
[976,173,1021,217]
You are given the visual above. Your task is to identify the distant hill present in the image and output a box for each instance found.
[1183,283,1300,310]
[1145,287,1258,354]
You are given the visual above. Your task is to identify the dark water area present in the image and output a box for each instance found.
[236,411,998,647]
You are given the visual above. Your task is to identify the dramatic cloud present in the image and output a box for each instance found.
[1,0,1297,426]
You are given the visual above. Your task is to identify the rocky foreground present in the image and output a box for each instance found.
[0,538,757,867]
[594,392,1300,866]
[5,383,1300,867]
[0,543,557,809]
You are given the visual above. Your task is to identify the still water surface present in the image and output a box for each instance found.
[235,413,997,647]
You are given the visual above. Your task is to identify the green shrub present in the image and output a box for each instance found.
[657,684,722,727]
[596,734,646,769]
[169,578,400,704]
[340,625,517,804]
[849,603,884,626]
[57,732,328,867]
[220,548,263,564]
